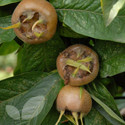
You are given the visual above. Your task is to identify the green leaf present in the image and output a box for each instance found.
[14,33,66,75]
[87,81,121,116]
[91,95,125,124]
[86,80,124,124]
[84,107,112,125]
[0,71,48,101]
[51,0,125,43]
[0,40,19,55]
[94,103,124,125]
[106,79,117,97]
[0,0,20,6]
[101,0,125,26]
[0,72,63,125]
[94,40,125,77]
[0,16,16,43]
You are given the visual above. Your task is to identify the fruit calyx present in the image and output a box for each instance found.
[63,50,94,85]
[57,44,99,86]
[66,57,92,77]
[0,11,47,39]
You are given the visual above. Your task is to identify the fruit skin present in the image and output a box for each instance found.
[57,44,99,86]
[12,0,57,44]
[56,85,92,115]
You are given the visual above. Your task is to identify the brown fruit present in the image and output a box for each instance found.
[56,85,92,125]
[11,0,57,44]
[57,44,99,86]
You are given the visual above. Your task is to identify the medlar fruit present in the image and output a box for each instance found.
[1,0,57,44]
[57,44,99,86]
[56,85,92,125]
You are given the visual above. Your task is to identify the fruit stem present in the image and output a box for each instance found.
[80,113,84,125]
[32,19,43,31]
[66,59,91,73]
[0,22,21,30]
[55,110,65,125]
[72,112,79,125]
[77,57,92,63]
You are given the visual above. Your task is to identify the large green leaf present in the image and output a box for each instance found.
[94,40,125,77]
[0,16,16,43]
[94,103,124,125]
[84,107,112,125]
[86,80,125,124]
[96,78,117,97]
[87,81,121,116]
[91,95,125,124]
[101,0,125,26]
[0,40,19,55]
[0,0,20,6]
[0,72,63,125]
[51,0,125,43]
[14,33,66,75]
[0,71,48,101]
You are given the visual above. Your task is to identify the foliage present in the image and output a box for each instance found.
[0,0,125,125]
[101,0,125,26]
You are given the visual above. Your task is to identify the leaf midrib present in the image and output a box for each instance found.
[56,8,125,18]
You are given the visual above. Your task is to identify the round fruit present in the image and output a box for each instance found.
[57,44,99,86]
[11,0,57,44]
[56,85,92,125]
